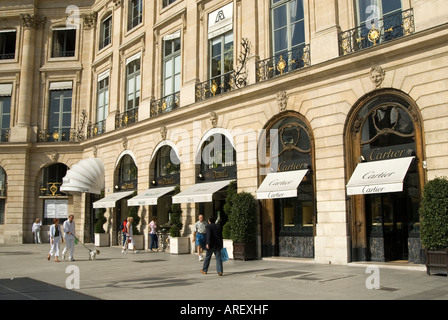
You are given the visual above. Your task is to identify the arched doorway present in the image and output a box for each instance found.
[151,144,180,226]
[345,89,425,262]
[39,163,69,226]
[197,132,237,222]
[258,111,316,258]
[113,153,138,243]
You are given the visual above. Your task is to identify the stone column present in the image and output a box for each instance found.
[10,14,45,143]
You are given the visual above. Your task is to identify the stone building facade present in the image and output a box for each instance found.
[0,0,447,265]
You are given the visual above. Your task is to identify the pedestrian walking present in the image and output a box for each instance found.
[121,219,128,246]
[47,218,63,262]
[201,216,223,276]
[149,216,159,252]
[32,218,42,244]
[122,217,139,254]
[62,215,76,261]
[193,214,207,261]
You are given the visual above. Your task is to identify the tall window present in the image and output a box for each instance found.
[356,0,402,27]
[51,28,76,58]
[0,166,6,225]
[0,30,16,60]
[355,0,403,45]
[97,76,109,122]
[100,15,112,50]
[128,0,143,31]
[126,57,141,111]
[49,89,72,141]
[271,0,305,58]
[0,93,11,142]
[209,31,233,79]
[163,36,181,97]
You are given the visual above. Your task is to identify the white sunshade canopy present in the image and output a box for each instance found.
[256,170,308,200]
[172,180,233,204]
[127,187,175,207]
[346,157,414,196]
[61,158,105,195]
[93,191,134,209]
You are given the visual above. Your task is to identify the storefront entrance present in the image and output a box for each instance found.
[345,90,424,263]
[258,112,316,259]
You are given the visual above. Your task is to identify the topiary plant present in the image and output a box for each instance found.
[222,180,237,239]
[229,192,257,243]
[420,177,448,250]
[94,208,107,234]
[128,205,140,235]
[169,185,183,237]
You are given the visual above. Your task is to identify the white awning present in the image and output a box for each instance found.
[61,158,105,195]
[208,2,233,39]
[0,83,12,96]
[256,170,308,200]
[93,191,134,209]
[49,81,73,90]
[127,187,175,206]
[172,180,233,204]
[346,157,414,196]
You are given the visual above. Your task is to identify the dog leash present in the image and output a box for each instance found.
[73,235,93,252]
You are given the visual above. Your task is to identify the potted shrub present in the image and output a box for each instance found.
[128,206,144,250]
[229,191,257,261]
[94,208,110,247]
[169,185,189,254]
[420,177,448,275]
[222,181,237,259]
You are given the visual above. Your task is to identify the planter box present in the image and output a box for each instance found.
[426,248,448,275]
[94,233,110,247]
[128,235,144,250]
[170,237,189,254]
[233,242,257,261]
[223,239,234,260]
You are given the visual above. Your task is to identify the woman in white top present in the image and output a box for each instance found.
[47,218,64,262]
[32,218,42,244]
[121,217,138,254]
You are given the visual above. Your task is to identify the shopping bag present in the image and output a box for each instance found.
[221,247,229,262]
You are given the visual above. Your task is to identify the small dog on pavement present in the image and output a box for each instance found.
[89,249,100,261]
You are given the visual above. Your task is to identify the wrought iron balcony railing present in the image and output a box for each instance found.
[339,8,415,56]
[37,128,77,143]
[115,108,138,129]
[256,44,311,83]
[195,70,247,102]
[0,53,15,60]
[151,92,180,117]
[0,129,10,142]
[87,119,106,138]
[51,51,75,58]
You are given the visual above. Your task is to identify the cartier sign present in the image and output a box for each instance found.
[362,143,415,162]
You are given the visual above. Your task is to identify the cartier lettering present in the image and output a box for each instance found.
[369,148,406,161]
[362,171,395,180]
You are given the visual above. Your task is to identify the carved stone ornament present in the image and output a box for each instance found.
[122,137,128,150]
[210,112,218,128]
[93,145,98,158]
[113,0,122,7]
[160,125,167,140]
[83,12,98,29]
[369,66,386,89]
[276,91,289,112]
[51,152,59,163]
[20,14,46,29]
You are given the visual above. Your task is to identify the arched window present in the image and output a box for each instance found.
[346,91,424,262]
[117,155,137,190]
[200,133,236,178]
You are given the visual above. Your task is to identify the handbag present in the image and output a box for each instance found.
[221,247,229,262]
